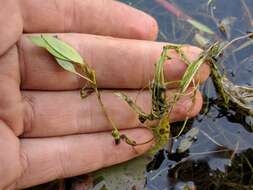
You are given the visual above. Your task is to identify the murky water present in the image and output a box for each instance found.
[119,0,253,189]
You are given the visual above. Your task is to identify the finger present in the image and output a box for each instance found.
[0,121,22,190]
[21,89,202,137]
[0,0,23,55]
[21,0,158,40]
[16,128,153,189]
[0,46,24,136]
[19,34,210,90]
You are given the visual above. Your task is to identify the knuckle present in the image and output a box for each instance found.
[18,149,30,180]
[0,46,24,135]
[17,37,27,87]
[171,90,202,121]
[22,94,35,135]
[56,138,71,178]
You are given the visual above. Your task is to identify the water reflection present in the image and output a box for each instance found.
[120,0,253,189]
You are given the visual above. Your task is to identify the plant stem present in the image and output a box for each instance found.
[94,87,118,133]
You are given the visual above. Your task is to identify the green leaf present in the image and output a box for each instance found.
[30,36,47,47]
[56,58,94,84]
[187,19,215,34]
[180,55,206,93]
[234,39,253,53]
[30,36,70,61]
[30,35,94,84]
[207,0,214,5]
[55,59,78,74]
[193,33,210,48]
[41,35,84,65]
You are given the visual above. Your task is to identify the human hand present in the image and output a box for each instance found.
[0,0,209,189]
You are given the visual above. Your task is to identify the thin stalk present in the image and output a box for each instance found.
[240,0,253,27]
[217,33,253,57]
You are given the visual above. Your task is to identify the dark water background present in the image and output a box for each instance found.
[119,0,253,189]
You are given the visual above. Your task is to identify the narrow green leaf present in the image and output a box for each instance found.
[42,35,84,65]
[56,58,94,83]
[180,56,206,93]
[55,59,78,74]
[193,33,210,48]
[234,39,253,53]
[187,19,215,34]
[30,36,70,61]
[30,36,47,47]
[207,0,214,5]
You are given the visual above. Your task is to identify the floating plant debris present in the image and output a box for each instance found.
[155,0,215,35]
[203,34,253,117]
[177,127,199,154]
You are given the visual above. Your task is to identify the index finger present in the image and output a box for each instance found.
[21,0,158,40]
[19,34,210,90]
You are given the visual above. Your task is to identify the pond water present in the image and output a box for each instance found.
[117,0,253,189]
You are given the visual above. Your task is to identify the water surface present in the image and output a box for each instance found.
[119,1,253,189]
